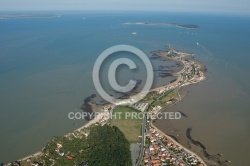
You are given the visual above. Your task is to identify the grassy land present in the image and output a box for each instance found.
[152,89,178,107]
[110,106,142,143]
[140,91,158,102]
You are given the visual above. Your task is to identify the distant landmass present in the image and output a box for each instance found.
[172,23,199,29]
[0,13,60,19]
[123,22,199,29]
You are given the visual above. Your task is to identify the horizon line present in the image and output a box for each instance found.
[0,9,250,16]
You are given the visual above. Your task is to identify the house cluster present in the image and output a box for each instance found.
[97,104,116,125]
[131,102,149,112]
[144,130,186,166]
[181,58,205,86]
[102,104,113,112]
[54,143,74,160]
[151,105,162,115]
[152,46,205,98]
[98,110,110,125]
[156,86,169,95]
[144,127,204,166]
[113,98,137,105]
[144,140,185,166]
[154,81,180,98]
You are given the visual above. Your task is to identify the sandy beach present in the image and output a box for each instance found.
[75,117,100,132]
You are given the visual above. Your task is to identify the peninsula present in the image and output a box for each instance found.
[7,46,212,166]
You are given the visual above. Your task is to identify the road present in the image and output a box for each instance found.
[135,112,147,166]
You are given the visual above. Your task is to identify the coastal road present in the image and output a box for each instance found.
[135,112,147,166]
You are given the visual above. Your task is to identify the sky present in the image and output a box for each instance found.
[0,0,250,14]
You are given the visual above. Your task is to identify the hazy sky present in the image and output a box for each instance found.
[0,0,250,14]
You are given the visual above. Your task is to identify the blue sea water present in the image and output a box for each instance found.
[0,12,250,164]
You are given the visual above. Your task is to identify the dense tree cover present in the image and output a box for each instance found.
[39,135,88,165]
[29,125,132,166]
[85,125,132,166]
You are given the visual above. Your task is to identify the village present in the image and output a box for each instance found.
[143,127,204,166]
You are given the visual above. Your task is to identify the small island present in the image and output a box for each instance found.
[172,23,199,29]
[123,22,199,29]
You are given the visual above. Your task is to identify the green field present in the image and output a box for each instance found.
[152,89,178,107]
[140,91,158,102]
[110,106,142,143]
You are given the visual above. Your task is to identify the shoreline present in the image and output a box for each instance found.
[151,47,226,165]
[143,46,209,166]
[16,119,99,162]
[9,46,207,165]
[151,123,207,166]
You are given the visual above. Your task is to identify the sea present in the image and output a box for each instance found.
[0,11,250,165]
